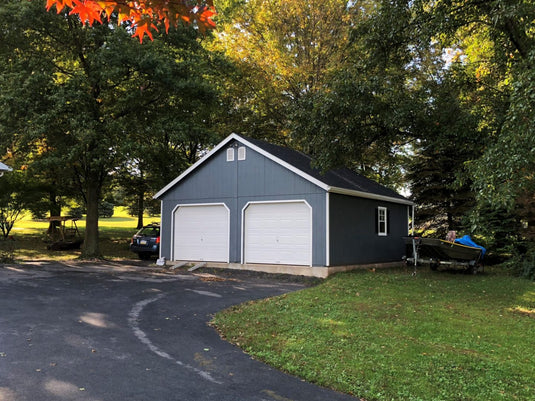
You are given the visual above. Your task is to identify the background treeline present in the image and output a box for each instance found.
[0,0,533,276]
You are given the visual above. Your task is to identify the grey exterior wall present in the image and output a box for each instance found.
[159,139,327,266]
[328,193,409,266]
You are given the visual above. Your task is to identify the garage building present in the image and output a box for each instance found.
[154,134,414,277]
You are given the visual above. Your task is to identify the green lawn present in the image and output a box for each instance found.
[212,268,535,401]
[6,207,158,261]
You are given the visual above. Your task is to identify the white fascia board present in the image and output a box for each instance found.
[154,133,330,199]
[0,161,12,172]
[153,133,413,207]
[153,133,239,199]
[328,186,415,206]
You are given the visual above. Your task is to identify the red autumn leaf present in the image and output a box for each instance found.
[132,20,158,43]
[42,0,217,42]
[69,1,103,26]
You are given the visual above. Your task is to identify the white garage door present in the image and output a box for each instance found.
[243,201,312,266]
[173,204,229,262]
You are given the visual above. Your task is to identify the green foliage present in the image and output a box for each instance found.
[0,238,15,263]
[0,1,227,257]
[98,201,114,218]
[342,0,535,253]
[521,252,535,280]
[214,269,535,400]
[470,65,535,211]
[212,0,355,141]
[0,172,38,239]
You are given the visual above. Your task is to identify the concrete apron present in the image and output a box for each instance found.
[169,261,404,278]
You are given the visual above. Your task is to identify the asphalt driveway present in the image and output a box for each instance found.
[0,263,358,401]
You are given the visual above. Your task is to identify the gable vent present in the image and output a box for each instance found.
[226,148,235,162]
[238,146,246,160]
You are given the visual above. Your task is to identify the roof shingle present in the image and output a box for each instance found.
[242,136,409,202]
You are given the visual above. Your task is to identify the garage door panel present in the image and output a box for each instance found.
[244,202,311,266]
[173,205,229,262]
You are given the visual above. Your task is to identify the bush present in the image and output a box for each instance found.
[67,202,115,218]
[68,207,84,219]
[99,201,114,218]
[521,251,535,280]
[500,243,535,281]
[0,238,15,263]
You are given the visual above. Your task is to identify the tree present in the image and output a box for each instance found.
[407,71,485,236]
[211,0,354,143]
[0,1,224,257]
[409,0,535,260]
[44,0,216,41]
[0,172,37,239]
[317,0,535,259]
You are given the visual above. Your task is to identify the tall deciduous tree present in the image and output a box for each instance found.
[323,0,535,258]
[0,172,38,239]
[211,0,354,142]
[409,0,535,258]
[0,0,223,257]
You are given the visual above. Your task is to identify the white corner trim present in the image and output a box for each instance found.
[325,192,330,267]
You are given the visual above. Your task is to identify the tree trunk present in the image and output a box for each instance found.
[136,189,144,229]
[82,177,101,258]
[47,190,61,235]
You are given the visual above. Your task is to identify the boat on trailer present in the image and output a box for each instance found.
[403,236,484,273]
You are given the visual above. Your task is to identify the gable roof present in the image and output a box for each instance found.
[154,133,413,206]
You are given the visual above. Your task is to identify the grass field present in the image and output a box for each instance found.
[213,268,535,401]
[5,207,159,261]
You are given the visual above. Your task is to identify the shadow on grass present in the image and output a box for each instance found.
[9,231,134,261]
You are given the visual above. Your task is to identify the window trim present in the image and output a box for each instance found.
[377,206,388,236]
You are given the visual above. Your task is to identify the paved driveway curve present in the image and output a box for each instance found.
[0,264,358,401]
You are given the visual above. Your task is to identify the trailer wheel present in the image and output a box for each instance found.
[430,262,439,271]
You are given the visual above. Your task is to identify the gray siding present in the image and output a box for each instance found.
[160,139,327,265]
[329,193,408,265]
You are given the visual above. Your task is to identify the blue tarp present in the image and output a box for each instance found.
[455,235,486,257]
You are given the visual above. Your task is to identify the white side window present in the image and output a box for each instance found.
[378,206,387,236]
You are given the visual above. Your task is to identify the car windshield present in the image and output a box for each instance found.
[137,226,159,236]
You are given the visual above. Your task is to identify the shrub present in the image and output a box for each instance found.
[99,201,114,218]
[0,238,15,263]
